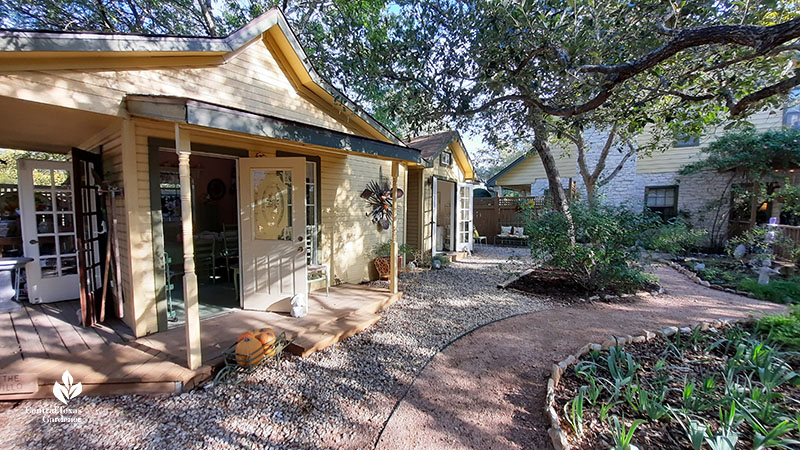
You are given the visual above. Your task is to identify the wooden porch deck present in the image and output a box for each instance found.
[0,284,400,400]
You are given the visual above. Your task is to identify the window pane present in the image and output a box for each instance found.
[56,192,73,211]
[33,169,52,188]
[36,214,54,234]
[59,235,76,254]
[252,169,292,240]
[35,192,53,211]
[56,214,74,233]
[61,256,77,275]
[53,170,71,189]
[38,236,56,256]
[40,257,58,278]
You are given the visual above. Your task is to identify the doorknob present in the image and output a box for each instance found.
[29,239,38,245]
[297,246,304,253]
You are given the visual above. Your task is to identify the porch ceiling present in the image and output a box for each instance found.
[0,96,121,153]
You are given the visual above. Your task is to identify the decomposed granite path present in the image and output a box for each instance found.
[377,265,787,450]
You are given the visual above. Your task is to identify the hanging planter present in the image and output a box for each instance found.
[361,177,404,230]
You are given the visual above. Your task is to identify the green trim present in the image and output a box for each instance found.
[126,95,421,163]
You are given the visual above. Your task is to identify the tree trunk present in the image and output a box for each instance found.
[197,0,218,37]
[531,111,576,246]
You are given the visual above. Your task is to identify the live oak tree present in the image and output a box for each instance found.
[298,0,800,242]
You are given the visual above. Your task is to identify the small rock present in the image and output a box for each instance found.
[694,263,706,271]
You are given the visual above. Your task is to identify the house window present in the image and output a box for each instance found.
[305,161,318,265]
[645,186,678,219]
[674,134,700,147]
[440,151,452,166]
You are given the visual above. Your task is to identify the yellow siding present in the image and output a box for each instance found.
[494,145,576,186]
[0,40,357,136]
[637,109,785,174]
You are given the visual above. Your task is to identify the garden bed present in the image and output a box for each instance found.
[673,255,800,304]
[552,317,800,449]
[506,267,659,302]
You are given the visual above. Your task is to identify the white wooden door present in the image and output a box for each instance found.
[456,183,474,252]
[239,157,307,311]
[431,177,438,255]
[18,160,80,303]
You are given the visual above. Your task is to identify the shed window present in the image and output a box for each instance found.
[440,151,452,166]
[645,186,678,219]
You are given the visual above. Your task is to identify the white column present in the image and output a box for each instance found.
[175,125,202,370]
[390,161,399,294]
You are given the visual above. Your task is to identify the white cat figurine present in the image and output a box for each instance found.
[290,293,308,318]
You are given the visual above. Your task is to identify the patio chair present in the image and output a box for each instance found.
[473,228,487,245]
[307,264,329,296]
[221,224,239,281]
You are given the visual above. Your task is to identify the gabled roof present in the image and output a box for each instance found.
[409,130,475,179]
[487,153,529,186]
[0,9,403,146]
[409,130,460,160]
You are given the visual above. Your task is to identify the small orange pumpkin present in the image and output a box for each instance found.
[237,331,256,343]
[235,337,264,367]
[256,328,277,357]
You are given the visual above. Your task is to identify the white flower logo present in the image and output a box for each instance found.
[53,370,82,405]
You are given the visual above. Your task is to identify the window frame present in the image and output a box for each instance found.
[440,151,452,166]
[644,185,679,220]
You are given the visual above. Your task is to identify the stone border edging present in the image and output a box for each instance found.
[660,259,756,298]
[545,318,746,450]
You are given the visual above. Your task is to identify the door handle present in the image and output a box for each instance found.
[29,239,38,245]
[297,246,304,253]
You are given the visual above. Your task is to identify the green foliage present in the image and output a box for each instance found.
[564,387,586,436]
[682,128,800,177]
[737,278,800,304]
[524,202,659,291]
[608,415,644,450]
[755,308,800,351]
[370,241,415,259]
[644,219,707,254]
[725,227,795,262]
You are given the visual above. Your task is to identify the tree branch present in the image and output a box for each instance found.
[598,139,637,188]
[591,123,618,182]
[729,71,800,116]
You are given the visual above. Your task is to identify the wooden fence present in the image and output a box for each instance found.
[774,224,800,260]
[473,196,550,244]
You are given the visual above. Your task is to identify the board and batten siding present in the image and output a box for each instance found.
[415,144,470,254]
[0,39,357,137]
[406,168,423,251]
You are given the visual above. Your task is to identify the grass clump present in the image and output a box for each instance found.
[737,278,800,304]
[756,307,800,351]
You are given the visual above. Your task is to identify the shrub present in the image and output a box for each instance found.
[725,227,794,262]
[755,307,800,351]
[645,219,707,254]
[524,202,660,291]
[737,277,800,304]
[370,241,415,259]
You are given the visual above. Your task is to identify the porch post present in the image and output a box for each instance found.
[390,161,399,294]
[175,125,202,370]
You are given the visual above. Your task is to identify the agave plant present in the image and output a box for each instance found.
[361,177,404,229]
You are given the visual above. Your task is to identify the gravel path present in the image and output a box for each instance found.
[0,246,551,450]
[376,265,788,450]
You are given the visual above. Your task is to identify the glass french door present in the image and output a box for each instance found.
[456,183,474,252]
[18,159,80,303]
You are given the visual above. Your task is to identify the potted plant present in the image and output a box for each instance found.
[371,241,414,279]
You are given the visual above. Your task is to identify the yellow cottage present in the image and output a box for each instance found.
[0,9,422,377]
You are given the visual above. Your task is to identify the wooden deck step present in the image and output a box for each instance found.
[288,311,382,357]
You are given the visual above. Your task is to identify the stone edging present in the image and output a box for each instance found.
[660,259,756,298]
[545,318,746,450]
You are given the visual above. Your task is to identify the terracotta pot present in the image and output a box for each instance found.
[374,256,403,280]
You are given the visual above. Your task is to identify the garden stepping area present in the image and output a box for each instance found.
[377,264,787,450]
